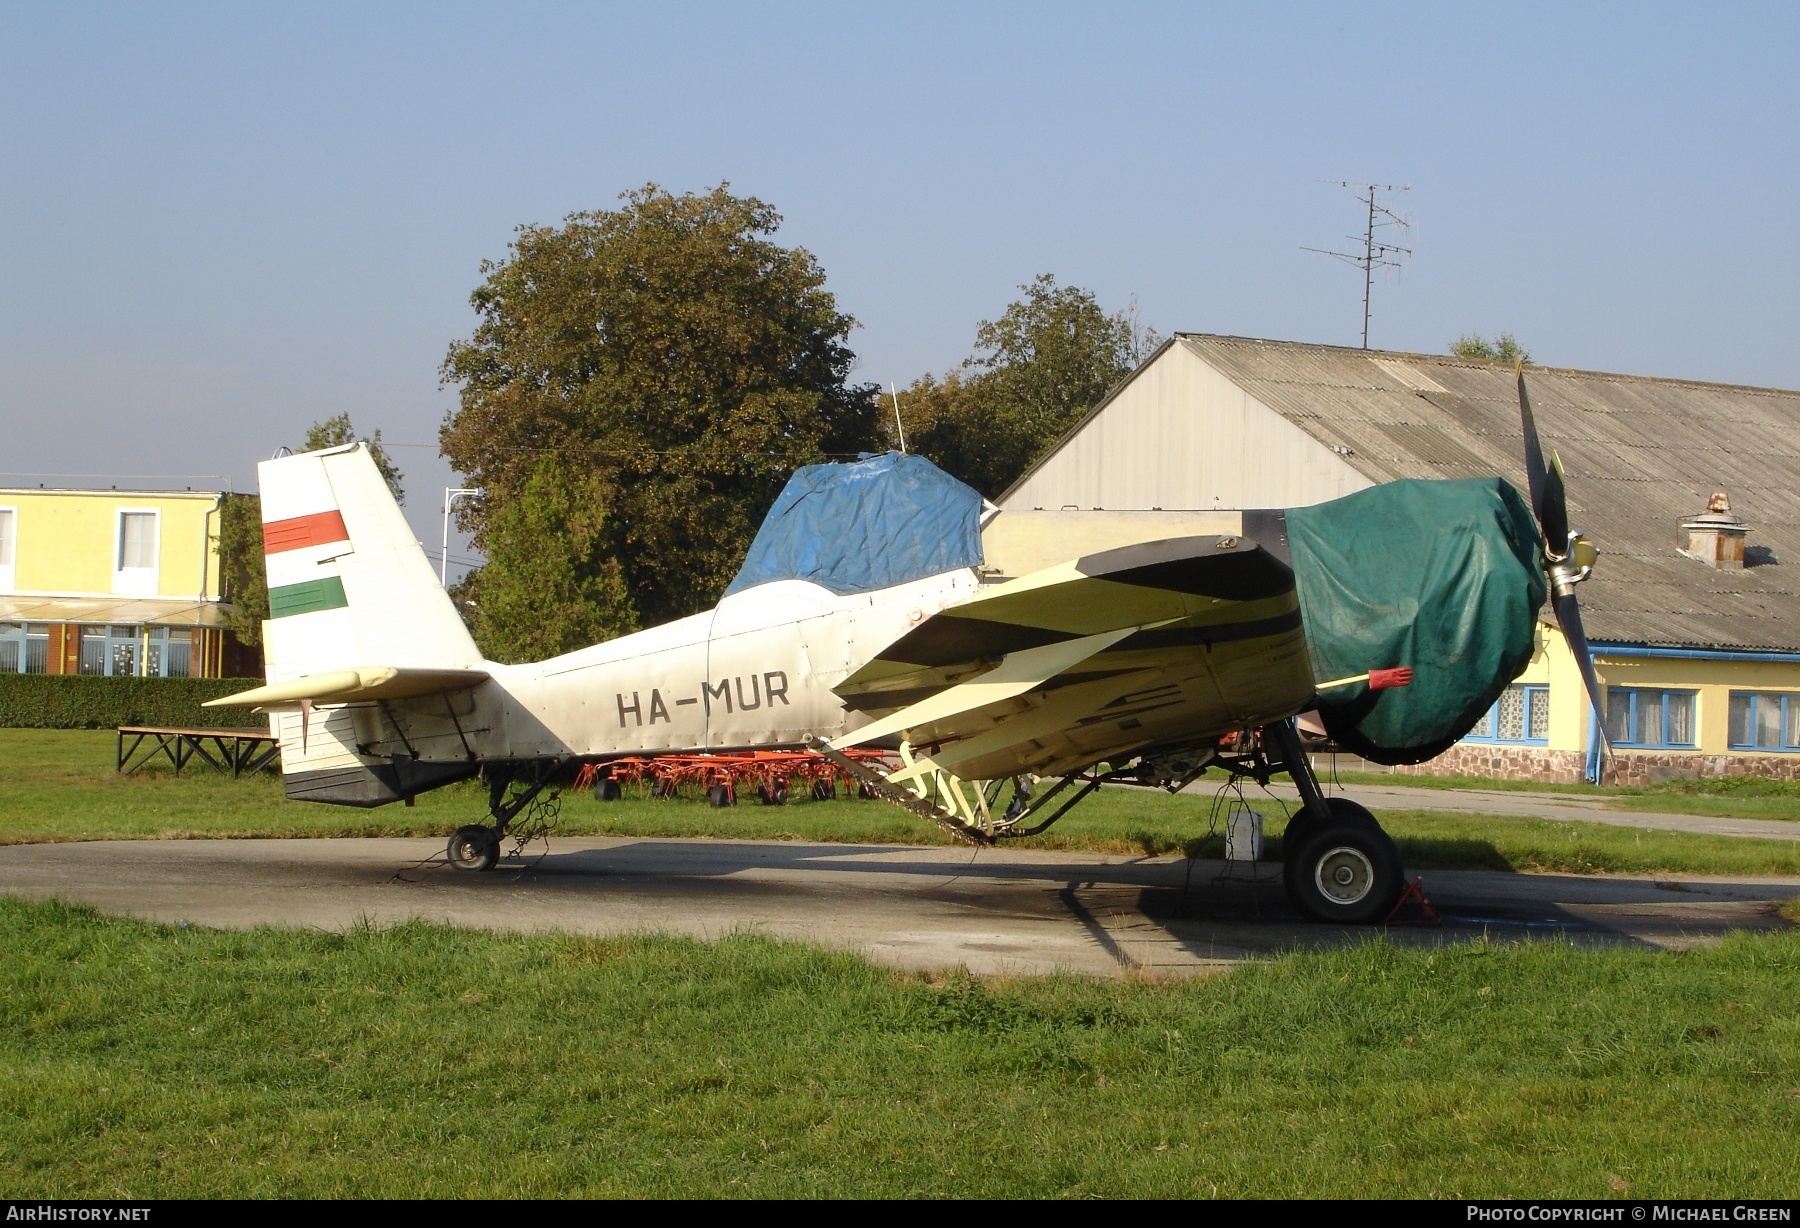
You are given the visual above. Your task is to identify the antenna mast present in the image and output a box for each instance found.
[889,382,908,454]
[1304,182,1411,349]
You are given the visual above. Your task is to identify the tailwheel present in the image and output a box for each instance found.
[447,825,500,872]
[1284,817,1403,924]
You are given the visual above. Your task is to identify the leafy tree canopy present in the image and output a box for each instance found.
[462,461,636,663]
[897,275,1158,497]
[440,184,881,631]
[1449,332,1532,365]
[217,493,267,648]
[304,413,405,504]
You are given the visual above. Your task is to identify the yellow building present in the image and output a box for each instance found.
[998,334,1800,784]
[0,487,259,678]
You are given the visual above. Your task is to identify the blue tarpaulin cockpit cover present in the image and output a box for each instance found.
[725,452,986,597]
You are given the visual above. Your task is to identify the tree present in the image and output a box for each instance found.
[898,276,1158,496]
[440,184,881,631]
[1449,333,1532,365]
[217,493,268,647]
[304,413,405,504]
[462,460,636,662]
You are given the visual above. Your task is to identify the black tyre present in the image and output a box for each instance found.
[1283,820,1404,924]
[447,825,499,872]
[594,777,622,802]
[1281,796,1376,860]
[811,778,835,802]
[758,781,788,806]
[707,783,735,808]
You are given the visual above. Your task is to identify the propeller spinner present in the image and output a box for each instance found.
[1516,364,1608,765]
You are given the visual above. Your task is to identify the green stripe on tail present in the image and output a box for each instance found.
[269,576,349,618]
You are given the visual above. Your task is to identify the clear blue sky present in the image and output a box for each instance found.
[3,2,1796,562]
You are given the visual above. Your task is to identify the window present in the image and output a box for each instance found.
[0,623,50,669]
[144,626,191,678]
[113,510,159,595]
[1728,693,1800,751]
[81,625,134,677]
[1464,684,1550,744]
[77,624,190,677]
[1605,687,1696,748]
[0,623,49,674]
[0,507,14,592]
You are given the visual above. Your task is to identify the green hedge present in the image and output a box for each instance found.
[0,675,267,730]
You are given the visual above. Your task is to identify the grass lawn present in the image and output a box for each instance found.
[4,730,1800,877]
[2,897,1796,1198]
[1329,768,1800,823]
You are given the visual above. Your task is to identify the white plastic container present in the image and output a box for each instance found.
[1225,806,1263,862]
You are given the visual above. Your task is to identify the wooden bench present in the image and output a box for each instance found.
[116,726,281,779]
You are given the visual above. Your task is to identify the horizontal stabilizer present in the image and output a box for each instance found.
[202,666,490,708]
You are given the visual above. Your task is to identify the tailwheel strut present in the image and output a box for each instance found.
[447,761,568,871]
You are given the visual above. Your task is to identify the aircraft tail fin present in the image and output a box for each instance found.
[257,442,482,684]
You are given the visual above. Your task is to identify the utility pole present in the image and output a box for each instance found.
[1304,182,1411,349]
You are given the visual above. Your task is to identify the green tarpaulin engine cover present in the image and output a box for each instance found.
[1286,478,1547,765]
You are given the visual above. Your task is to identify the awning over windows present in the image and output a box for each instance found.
[0,596,234,628]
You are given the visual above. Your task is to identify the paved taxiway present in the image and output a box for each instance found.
[1251,780,1800,841]
[2,837,1794,977]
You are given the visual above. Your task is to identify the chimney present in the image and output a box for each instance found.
[1680,491,1749,570]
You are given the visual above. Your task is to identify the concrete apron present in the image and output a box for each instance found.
[2,837,1795,979]
[1246,780,1800,842]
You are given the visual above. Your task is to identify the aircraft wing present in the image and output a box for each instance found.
[202,665,490,708]
[832,534,1316,780]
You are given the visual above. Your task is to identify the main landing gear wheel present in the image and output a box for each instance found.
[1283,818,1404,924]
[1282,796,1378,858]
[447,825,500,872]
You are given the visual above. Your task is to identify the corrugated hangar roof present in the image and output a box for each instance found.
[1103,334,1800,653]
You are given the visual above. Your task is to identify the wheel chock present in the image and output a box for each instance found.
[1385,876,1441,927]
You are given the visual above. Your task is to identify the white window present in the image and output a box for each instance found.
[0,507,14,592]
[113,509,159,595]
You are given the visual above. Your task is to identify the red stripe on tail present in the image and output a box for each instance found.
[263,510,349,554]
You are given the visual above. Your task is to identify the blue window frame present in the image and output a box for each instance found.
[77,625,190,678]
[1464,684,1550,744]
[1728,693,1800,751]
[1604,687,1696,748]
[0,623,48,674]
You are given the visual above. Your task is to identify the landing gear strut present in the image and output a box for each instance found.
[1264,720,1404,923]
[446,761,568,872]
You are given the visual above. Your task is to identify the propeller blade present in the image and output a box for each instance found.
[1542,452,1571,554]
[1553,589,1610,756]
[1517,364,1550,529]
[1518,365,1575,556]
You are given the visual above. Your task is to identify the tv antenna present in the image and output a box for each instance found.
[1303,182,1411,349]
[889,382,908,453]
